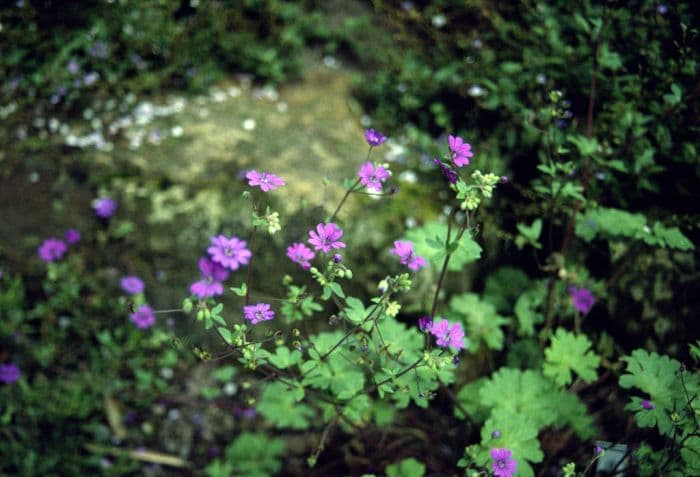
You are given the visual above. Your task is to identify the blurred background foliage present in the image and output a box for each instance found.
[0,0,698,475]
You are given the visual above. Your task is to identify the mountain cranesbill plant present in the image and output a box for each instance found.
[162,129,515,474]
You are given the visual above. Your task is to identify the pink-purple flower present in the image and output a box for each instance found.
[433,158,458,184]
[93,197,118,218]
[448,134,474,167]
[308,223,346,253]
[190,257,230,298]
[130,305,156,329]
[418,315,433,332]
[245,170,286,192]
[64,228,81,245]
[208,235,252,271]
[120,276,145,295]
[364,128,387,147]
[641,399,654,410]
[429,318,465,350]
[38,238,68,262]
[390,240,427,271]
[287,242,315,269]
[0,363,20,384]
[568,286,596,314]
[490,448,517,477]
[243,303,275,325]
[358,162,391,192]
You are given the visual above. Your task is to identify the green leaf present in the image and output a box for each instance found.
[386,458,426,477]
[449,293,508,351]
[344,296,367,324]
[406,222,482,271]
[205,432,285,477]
[267,346,302,369]
[514,285,545,337]
[543,329,600,387]
[230,283,247,296]
[217,327,233,344]
[329,282,345,299]
[257,382,314,430]
[477,410,544,477]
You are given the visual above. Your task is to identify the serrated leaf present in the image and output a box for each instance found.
[267,346,302,369]
[406,222,482,271]
[449,293,508,351]
[258,382,314,430]
[543,329,600,387]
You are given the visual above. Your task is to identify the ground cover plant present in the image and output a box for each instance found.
[1,1,699,476]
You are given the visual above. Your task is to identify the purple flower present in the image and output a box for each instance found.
[245,170,285,192]
[364,128,387,147]
[448,135,474,167]
[190,257,230,298]
[89,41,109,59]
[490,448,517,477]
[38,238,68,262]
[120,276,145,295]
[390,240,427,271]
[243,303,275,325]
[333,254,343,263]
[0,363,20,384]
[308,223,346,253]
[235,407,257,419]
[657,4,668,15]
[207,235,252,271]
[595,445,604,454]
[433,158,458,184]
[68,59,79,75]
[64,228,81,245]
[287,242,315,269]
[130,305,155,329]
[93,197,118,218]
[641,399,655,410]
[568,286,596,314]
[429,318,465,350]
[83,71,99,86]
[492,430,501,439]
[358,162,390,192]
[418,315,433,332]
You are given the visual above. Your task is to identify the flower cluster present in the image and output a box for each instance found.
[490,448,517,477]
[190,258,230,298]
[448,135,474,167]
[130,305,156,329]
[364,128,387,147]
[423,318,465,350]
[568,286,596,314]
[308,223,346,253]
[37,238,68,262]
[208,235,252,271]
[358,162,390,192]
[243,303,275,325]
[390,240,426,271]
[287,242,315,269]
[0,363,21,384]
[246,170,286,192]
[93,197,118,218]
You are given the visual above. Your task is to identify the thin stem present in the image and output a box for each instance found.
[328,177,361,223]
[244,226,257,306]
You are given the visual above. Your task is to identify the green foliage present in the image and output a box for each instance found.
[576,207,694,251]
[205,432,285,477]
[406,222,482,271]
[258,382,313,430]
[449,293,508,351]
[543,329,600,387]
[385,457,426,477]
[470,368,594,439]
